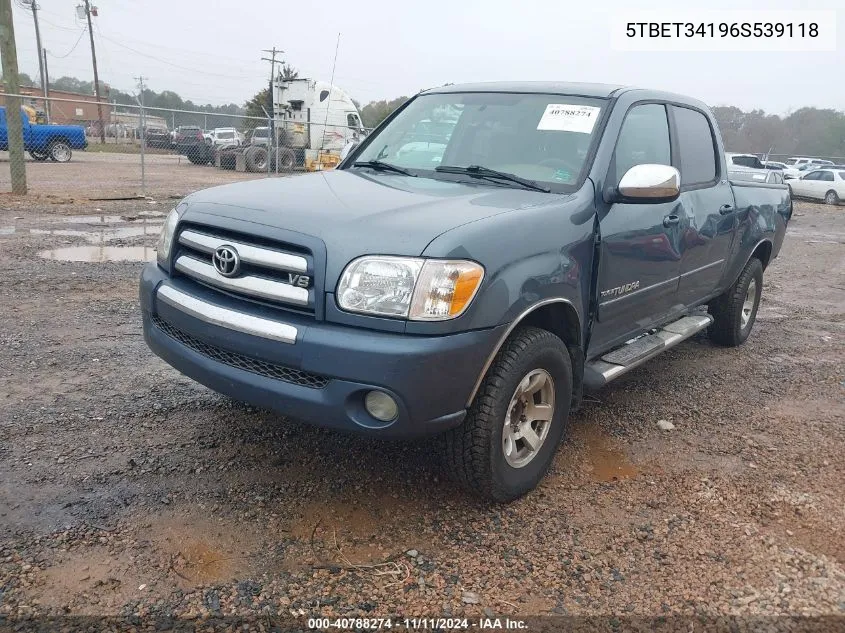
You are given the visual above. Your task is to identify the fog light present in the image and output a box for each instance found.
[364,390,398,422]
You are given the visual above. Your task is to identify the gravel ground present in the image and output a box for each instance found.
[0,193,843,628]
[0,151,267,198]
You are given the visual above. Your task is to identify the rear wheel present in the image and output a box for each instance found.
[29,150,49,161]
[442,327,572,502]
[48,140,72,163]
[708,257,763,347]
[276,148,295,171]
[244,146,268,172]
[825,190,840,205]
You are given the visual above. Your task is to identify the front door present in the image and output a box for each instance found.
[670,105,737,303]
[591,103,682,355]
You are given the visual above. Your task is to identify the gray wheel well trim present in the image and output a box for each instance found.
[464,298,580,407]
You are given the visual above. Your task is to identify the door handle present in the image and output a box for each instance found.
[719,204,734,215]
[662,214,680,227]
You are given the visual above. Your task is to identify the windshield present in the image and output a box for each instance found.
[351,92,606,189]
[217,131,234,139]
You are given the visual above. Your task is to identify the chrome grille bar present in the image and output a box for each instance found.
[174,255,310,306]
[179,229,308,274]
[157,284,297,344]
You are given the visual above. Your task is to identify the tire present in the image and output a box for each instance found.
[29,150,49,161]
[187,152,208,165]
[824,190,840,205]
[442,326,573,502]
[48,140,72,163]
[277,148,295,171]
[244,146,268,172]
[708,257,763,347]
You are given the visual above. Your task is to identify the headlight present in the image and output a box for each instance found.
[337,256,484,320]
[156,208,180,267]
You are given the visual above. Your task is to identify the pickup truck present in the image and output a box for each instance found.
[141,82,791,501]
[0,106,87,162]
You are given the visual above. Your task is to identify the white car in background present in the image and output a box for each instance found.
[209,127,244,147]
[763,160,788,170]
[725,152,766,169]
[783,162,828,180]
[786,168,845,205]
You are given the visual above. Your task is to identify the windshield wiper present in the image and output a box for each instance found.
[353,160,417,177]
[435,164,550,193]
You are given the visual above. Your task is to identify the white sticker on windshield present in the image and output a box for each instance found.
[537,104,600,133]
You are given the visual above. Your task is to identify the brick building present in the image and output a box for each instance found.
[0,86,112,129]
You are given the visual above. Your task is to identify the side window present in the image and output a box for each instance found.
[671,106,717,185]
[613,103,671,183]
[803,171,821,180]
[820,171,834,182]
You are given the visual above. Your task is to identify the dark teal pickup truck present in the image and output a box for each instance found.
[0,107,87,162]
[141,82,791,501]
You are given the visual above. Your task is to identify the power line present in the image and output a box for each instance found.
[46,27,86,58]
[96,31,263,80]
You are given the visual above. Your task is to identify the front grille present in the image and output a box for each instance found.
[175,226,315,313]
[152,315,329,389]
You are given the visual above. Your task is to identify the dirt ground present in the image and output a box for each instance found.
[0,186,843,628]
[0,151,264,198]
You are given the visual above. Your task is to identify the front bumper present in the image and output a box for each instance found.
[140,264,503,438]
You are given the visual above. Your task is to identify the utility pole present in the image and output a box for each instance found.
[0,0,28,193]
[261,46,282,171]
[83,0,105,143]
[19,1,46,108]
[41,47,50,123]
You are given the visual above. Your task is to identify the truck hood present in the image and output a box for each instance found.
[181,170,573,278]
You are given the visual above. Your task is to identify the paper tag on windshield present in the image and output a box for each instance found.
[537,104,600,133]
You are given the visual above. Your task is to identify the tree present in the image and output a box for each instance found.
[245,87,270,120]
[359,96,408,128]
[279,63,299,81]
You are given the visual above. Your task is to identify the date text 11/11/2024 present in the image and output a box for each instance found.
[307,617,528,630]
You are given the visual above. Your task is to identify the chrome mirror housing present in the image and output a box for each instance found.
[616,164,681,203]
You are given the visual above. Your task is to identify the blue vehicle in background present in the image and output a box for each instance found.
[0,106,88,162]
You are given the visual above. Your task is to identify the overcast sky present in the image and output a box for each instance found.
[9,0,843,113]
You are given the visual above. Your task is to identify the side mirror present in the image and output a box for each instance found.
[611,164,681,203]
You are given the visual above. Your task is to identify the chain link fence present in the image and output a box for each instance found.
[0,92,365,199]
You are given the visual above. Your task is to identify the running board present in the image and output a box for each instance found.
[583,314,713,390]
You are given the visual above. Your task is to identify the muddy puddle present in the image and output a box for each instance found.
[572,423,639,482]
[38,245,156,262]
[32,215,162,262]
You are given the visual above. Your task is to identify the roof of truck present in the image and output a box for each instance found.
[424,81,629,98]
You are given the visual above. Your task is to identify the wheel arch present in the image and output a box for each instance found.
[751,239,773,270]
[465,298,582,407]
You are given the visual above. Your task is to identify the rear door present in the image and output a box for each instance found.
[591,102,682,353]
[671,105,736,304]
[815,170,835,199]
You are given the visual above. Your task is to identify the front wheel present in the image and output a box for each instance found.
[442,327,572,502]
[48,140,72,163]
[825,190,840,205]
[29,150,49,161]
[708,257,763,347]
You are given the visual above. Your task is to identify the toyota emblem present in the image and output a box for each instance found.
[212,245,240,277]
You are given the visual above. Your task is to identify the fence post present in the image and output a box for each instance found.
[0,0,27,194]
[136,96,146,198]
[261,106,271,176]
